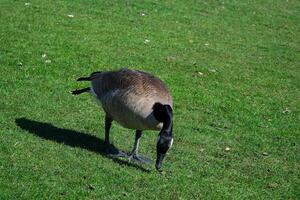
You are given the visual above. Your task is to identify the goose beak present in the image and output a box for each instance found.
[155,153,166,170]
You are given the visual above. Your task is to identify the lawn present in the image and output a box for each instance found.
[0,0,299,199]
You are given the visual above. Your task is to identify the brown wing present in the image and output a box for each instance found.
[91,68,172,103]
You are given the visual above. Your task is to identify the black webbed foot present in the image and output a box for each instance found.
[104,144,127,158]
[128,153,152,164]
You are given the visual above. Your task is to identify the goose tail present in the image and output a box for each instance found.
[76,77,90,81]
[71,87,90,95]
[76,71,102,82]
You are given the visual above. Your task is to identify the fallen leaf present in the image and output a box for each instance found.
[266,183,278,189]
[192,71,204,77]
[87,184,95,190]
[17,62,23,67]
[282,108,290,114]
[262,152,269,156]
[166,56,176,62]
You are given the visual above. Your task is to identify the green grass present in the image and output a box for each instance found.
[1,0,299,199]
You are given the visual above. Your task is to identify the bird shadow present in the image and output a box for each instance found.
[15,118,150,173]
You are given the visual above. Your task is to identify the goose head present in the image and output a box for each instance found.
[156,131,173,170]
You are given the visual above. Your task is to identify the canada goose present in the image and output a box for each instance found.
[71,68,173,170]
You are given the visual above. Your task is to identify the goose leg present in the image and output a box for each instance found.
[104,115,112,146]
[128,130,151,164]
[104,115,126,157]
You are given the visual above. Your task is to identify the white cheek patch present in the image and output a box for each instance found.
[169,138,173,148]
[156,136,173,149]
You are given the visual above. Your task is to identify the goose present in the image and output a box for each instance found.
[71,68,173,170]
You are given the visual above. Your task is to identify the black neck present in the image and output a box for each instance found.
[161,116,173,136]
[153,103,173,136]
